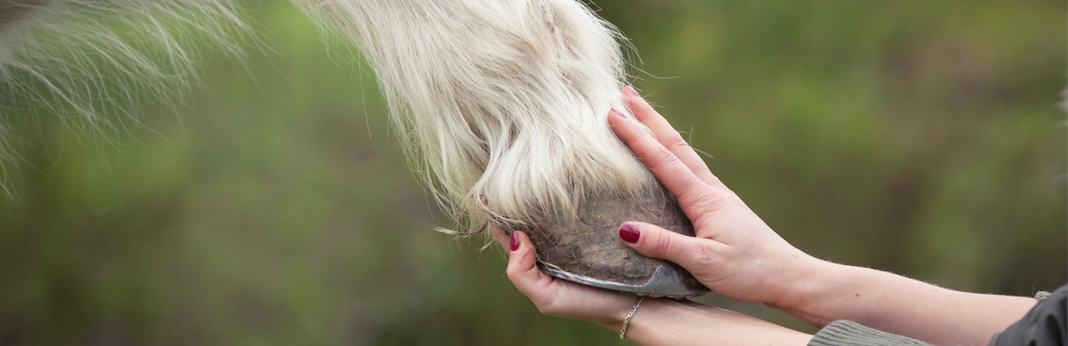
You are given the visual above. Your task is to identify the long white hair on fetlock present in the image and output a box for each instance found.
[0,0,253,197]
[295,0,665,238]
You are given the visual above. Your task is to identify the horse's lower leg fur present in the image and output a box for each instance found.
[296,0,707,297]
[0,0,250,196]
[0,0,707,296]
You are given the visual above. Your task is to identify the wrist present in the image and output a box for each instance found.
[604,298,815,346]
[594,294,641,333]
[600,298,683,341]
[768,255,840,323]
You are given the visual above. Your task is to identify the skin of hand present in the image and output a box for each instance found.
[488,85,818,345]
[491,226,813,346]
[608,86,818,307]
[489,225,637,328]
[610,86,1037,346]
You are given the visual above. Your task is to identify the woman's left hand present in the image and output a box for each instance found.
[491,225,637,330]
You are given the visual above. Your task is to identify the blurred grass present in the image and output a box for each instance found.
[0,0,1065,345]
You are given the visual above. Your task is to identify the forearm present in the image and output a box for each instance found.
[599,298,812,346]
[778,259,1036,346]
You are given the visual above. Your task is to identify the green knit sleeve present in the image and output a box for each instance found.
[808,321,941,346]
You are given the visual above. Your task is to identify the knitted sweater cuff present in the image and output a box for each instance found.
[808,321,935,346]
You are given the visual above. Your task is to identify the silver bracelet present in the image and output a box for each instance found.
[619,296,644,340]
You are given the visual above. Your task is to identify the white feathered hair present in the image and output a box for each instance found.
[295,0,665,237]
[0,0,251,196]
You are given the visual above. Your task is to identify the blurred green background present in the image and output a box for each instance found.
[1,0,1065,345]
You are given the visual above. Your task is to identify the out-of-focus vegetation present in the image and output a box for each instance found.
[0,0,1064,345]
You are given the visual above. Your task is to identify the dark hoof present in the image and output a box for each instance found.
[538,260,707,298]
[515,189,709,298]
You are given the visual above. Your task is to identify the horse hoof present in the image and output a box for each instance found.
[510,188,709,298]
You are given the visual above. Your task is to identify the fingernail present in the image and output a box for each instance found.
[510,232,521,251]
[625,85,640,97]
[619,223,640,243]
[611,108,625,119]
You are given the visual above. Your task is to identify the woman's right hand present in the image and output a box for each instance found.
[608,87,1039,346]
[607,87,822,308]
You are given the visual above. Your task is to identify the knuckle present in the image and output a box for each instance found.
[681,186,724,211]
[666,132,690,150]
[506,268,521,282]
[620,128,641,146]
[534,298,558,316]
[651,229,674,256]
[667,161,695,179]
[691,242,720,268]
[505,261,528,283]
[650,147,681,171]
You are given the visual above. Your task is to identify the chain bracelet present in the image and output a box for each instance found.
[619,296,644,340]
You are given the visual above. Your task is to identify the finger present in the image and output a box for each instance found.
[624,86,723,188]
[506,231,555,300]
[505,232,635,322]
[491,223,511,250]
[617,221,727,274]
[609,108,722,215]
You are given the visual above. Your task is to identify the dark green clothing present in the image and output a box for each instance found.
[809,321,935,346]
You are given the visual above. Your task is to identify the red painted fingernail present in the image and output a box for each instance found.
[619,223,640,243]
[510,232,521,251]
[625,85,640,97]
[611,108,625,119]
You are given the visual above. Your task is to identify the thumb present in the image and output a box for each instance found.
[618,222,725,271]
[505,231,555,299]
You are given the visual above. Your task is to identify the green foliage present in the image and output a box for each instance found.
[0,0,1064,344]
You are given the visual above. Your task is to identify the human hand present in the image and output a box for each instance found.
[490,225,639,330]
[492,227,815,346]
[607,86,820,307]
